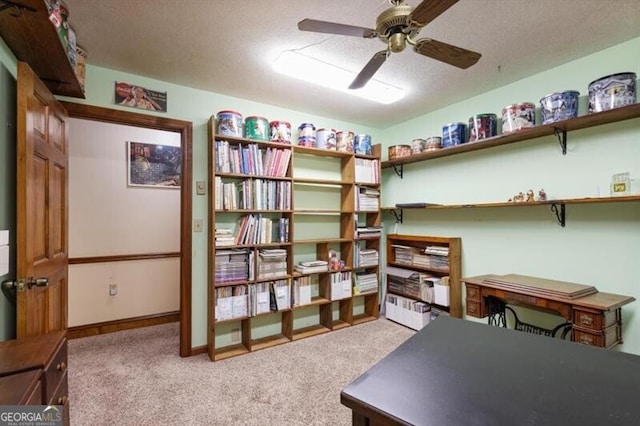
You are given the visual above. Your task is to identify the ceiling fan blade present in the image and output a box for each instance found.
[414,38,481,69]
[349,50,388,90]
[298,19,377,38]
[409,0,459,27]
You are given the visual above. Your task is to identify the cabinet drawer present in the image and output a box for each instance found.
[573,325,621,348]
[465,284,481,301]
[43,338,67,401]
[466,300,484,317]
[50,372,69,426]
[572,308,619,331]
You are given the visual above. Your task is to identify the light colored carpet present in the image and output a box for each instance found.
[68,318,415,426]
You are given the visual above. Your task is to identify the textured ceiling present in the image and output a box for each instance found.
[64,0,640,128]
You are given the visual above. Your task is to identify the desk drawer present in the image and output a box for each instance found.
[572,309,619,332]
[465,284,481,301]
[466,300,485,317]
[43,338,67,402]
[573,324,622,348]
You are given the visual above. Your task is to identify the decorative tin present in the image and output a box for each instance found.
[468,113,497,141]
[588,72,637,113]
[501,103,536,134]
[269,120,292,144]
[388,145,411,160]
[75,44,87,93]
[411,139,425,154]
[336,131,354,152]
[216,110,243,137]
[540,91,580,124]
[244,116,269,141]
[424,136,442,151]
[297,122,316,147]
[442,122,468,147]
[316,128,337,150]
[354,134,372,155]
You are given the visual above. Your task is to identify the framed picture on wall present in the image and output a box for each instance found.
[127,141,181,188]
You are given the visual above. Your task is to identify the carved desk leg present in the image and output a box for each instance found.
[486,297,507,328]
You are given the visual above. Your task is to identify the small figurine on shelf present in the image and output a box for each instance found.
[538,189,547,201]
[513,192,525,203]
[526,189,535,202]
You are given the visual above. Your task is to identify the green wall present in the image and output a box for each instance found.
[379,37,640,355]
[0,38,17,341]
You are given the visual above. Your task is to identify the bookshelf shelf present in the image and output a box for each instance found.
[385,234,462,330]
[381,103,640,169]
[208,115,382,361]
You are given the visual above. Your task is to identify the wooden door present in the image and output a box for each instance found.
[15,62,68,337]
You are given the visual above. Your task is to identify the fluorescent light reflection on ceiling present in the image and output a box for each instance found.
[273,50,404,105]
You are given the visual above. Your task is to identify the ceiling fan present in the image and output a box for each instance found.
[297,0,481,89]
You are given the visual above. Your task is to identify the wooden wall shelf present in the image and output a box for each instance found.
[0,0,85,98]
[381,103,640,169]
[383,195,640,227]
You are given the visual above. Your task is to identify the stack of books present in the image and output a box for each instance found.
[292,275,312,306]
[355,186,380,211]
[215,249,249,283]
[294,260,329,274]
[355,226,382,239]
[257,249,287,279]
[215,228,235,247]
[354,247,379,268]
[353,271,378,295]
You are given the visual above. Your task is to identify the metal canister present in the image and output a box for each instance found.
[336,131,354,152]
[244,116,269,141]
[354,134,372,155]
[269,121,292,144]
[298,122,316,147]
[316,128,337,149]
[442,122,468,147]
[411,139,425,154]
[216,110,243,137]
[424,136,442,151]
[468,113,497,142]
[501,102,536,134]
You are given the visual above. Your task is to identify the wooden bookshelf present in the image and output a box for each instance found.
[208,115,382,361]
[385,234,462,330]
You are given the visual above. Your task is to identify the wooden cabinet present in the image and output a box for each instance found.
[385,234,462,330]
[207,118,381,361]
[0,0,84,98]
[0,331,69,424]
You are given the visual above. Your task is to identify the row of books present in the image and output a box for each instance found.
[355,158,380,184]
[215,140,291,177]
[331,271,353,300]
[214,249,250,283]
[214,177,291,210]
[234,214,289,245]
[393,244,450,269]
[247,279,290,316]
[215,285,248,321]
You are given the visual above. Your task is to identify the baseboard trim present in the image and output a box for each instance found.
[190,345,208,356]
[67,312,180,339]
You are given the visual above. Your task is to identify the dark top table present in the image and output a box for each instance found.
[341,317,640,426]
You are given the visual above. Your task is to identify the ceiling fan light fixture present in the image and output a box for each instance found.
[273,50,404,104]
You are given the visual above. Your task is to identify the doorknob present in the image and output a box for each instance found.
[1,277,48,291]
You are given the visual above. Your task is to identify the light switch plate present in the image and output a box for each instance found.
[196,181,206,195]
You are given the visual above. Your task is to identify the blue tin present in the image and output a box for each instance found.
[354,134,372,155]
[540,90,580,124]
[442,122,468,147]
[588,72,636,113]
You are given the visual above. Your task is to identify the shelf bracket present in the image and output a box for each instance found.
[553,127,567,155]
[0,0,36,13]
[550,203,566,227]
[391,164,403,178]
[390,209,403,224]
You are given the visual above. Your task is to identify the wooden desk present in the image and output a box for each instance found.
[0,331,69,425]
[340,317,640,426]
[463,274,635,349]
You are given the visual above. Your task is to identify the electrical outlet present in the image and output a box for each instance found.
[193,219,203,232]
[109,283,118,296]
[231,328,240,343]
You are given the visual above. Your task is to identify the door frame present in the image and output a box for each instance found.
[61,101,193,357]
